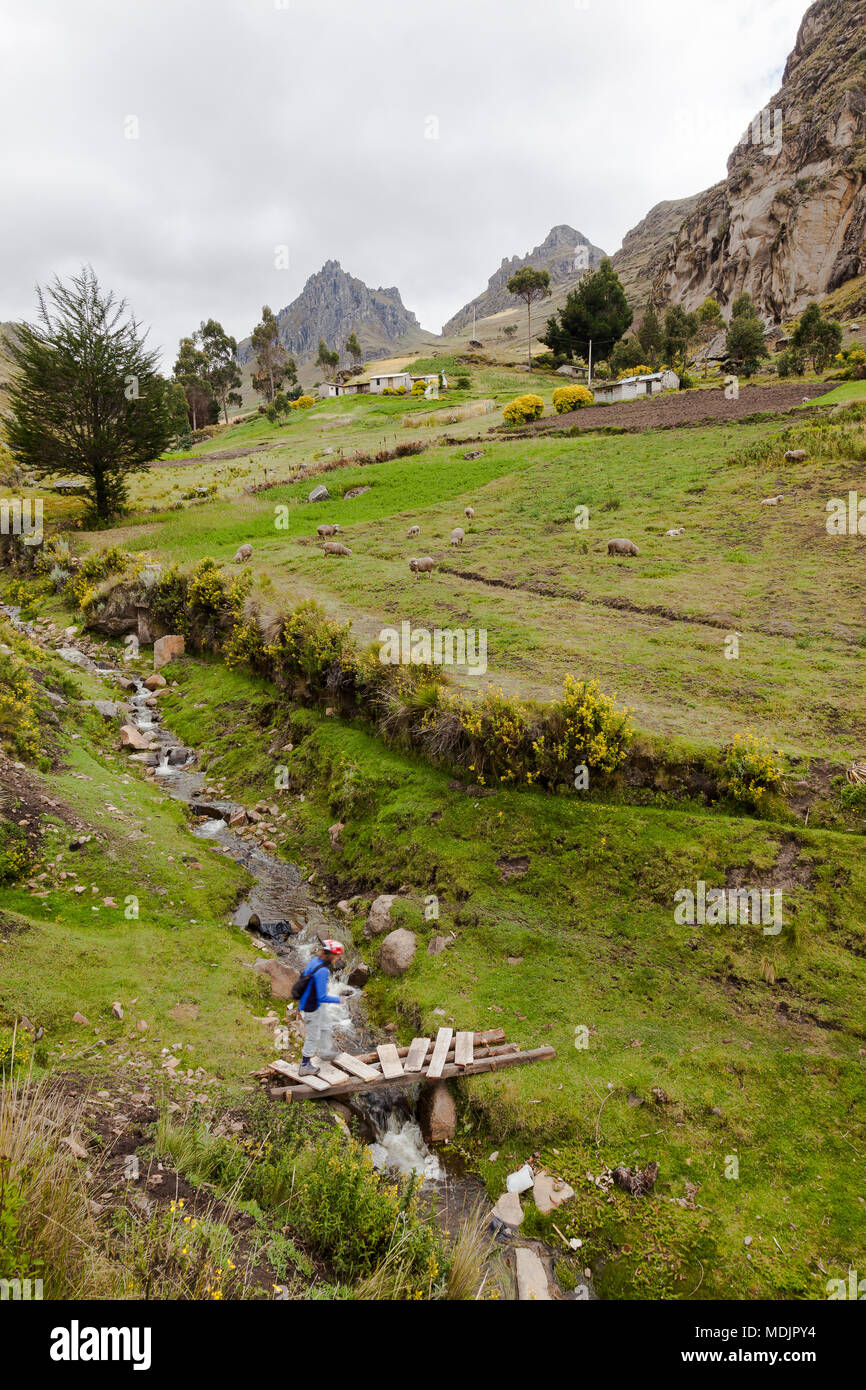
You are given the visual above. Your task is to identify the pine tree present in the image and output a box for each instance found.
[4,267,172,520]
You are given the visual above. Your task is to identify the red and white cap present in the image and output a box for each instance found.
[321,939,345,956]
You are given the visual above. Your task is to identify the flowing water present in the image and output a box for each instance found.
[4,607,578,1295]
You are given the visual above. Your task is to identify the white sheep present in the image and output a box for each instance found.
[450,527,464,546]
[407,524,420,538]
[409,556,435,577]
[464,507,475,520]
[760,495,785,506]
[323,541,352,556]
[317,523,341,538]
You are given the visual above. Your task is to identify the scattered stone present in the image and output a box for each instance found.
[308,484,330,503]
[515,1247,551,1301]
[491,1190,524,1226]
[62,1136,89,1160]
[253,957,300,1001]
[120,725,150,751]
[111,1001,123,1020]
[378,928,416,976]
[365,894,398,938]
[144,673,167,691]
[72,1011,90,1026]
[87,700,122,720]
[532,1171,575,1214]
[56,648,95,671]
[346,963,371,988]
[417,1080,457,1143]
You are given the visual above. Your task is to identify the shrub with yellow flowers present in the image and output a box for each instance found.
[723,730,785,806]
[502,393,545,425]
[552,384,594,413]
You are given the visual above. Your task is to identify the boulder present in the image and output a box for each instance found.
[532,1171,575,1215]
[87,700,122,720]
[253,958,300,1001]
[491,1190,524,1227]
[346,963,371,989]
[153,635,185,670]
[167,747,192,766]
[365,894,398,938]
[308,484,330,503]
[515,1247,551,1301]
[56,647,96,671]
[417,1080,456,1143]
[378,928,416,976]
[120,725,150,751]
[143,673,166,691]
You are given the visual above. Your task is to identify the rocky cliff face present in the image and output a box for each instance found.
[442,224,607,335]
[238,260,424,365]
[657,0,866,322]
[610,196,703,309]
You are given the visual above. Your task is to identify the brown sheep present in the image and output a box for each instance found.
[323,541,352,556]
[409,556,435,577]
[317,523,341,538]
[450,527,464,546]
[607,538,639,557]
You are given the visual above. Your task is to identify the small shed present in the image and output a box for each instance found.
[592,370,679,403]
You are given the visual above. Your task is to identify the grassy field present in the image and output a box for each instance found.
[3,357,865,1302]
[152,654,866,1300]
[59,376,866,768]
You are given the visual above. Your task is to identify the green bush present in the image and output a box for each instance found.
[289,1132,446,1289]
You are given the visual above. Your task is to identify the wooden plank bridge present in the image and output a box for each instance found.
[266,1026,555,1102]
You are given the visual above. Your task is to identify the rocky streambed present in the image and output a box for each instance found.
[4,606,587,1299]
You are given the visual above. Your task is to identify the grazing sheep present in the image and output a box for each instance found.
[760,495,785,506]
[407,524,421,538]
[784,449,807,462]
[317,523,342,538]
[323,541,352,556]
[607,538,639,557]
[409,556,436,577]
[450,527,465,546]
[464,507,475,520]
[234,543,253,563]
[665,528,685,538]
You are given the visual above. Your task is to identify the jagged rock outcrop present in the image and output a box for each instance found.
[657,0,866,322]
[442,224,607,335]
[238,261,424,365]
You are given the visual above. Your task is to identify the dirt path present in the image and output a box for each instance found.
[518,382,835,435]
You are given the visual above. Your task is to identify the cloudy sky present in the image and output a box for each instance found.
[1,0,808,367]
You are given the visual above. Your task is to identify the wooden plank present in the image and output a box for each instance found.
[333,1051,380,1081]
[355,1027,505,1066]
[426,1027,453,1079]
[280,1046,556,1101]
[268,1059,301,1081]
[272,1061,331,1092]
[454,1031,474,1067]
[269,1042,520,1099]
[316,1061,354,1086]
[376,1044,404,1079]
[404,1037,431,1072]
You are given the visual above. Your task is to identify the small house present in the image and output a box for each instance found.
[591,370,679,403]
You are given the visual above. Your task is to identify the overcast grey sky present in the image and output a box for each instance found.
[1,0,807,367]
